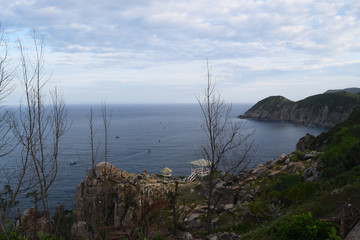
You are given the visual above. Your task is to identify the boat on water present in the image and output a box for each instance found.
[70,161,77,165]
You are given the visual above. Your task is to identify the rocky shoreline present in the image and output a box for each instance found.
[16,145,358,239]
[68,148,323,239]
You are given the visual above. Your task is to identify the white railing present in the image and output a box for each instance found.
[187,171,198,182]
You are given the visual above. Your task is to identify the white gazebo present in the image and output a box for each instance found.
[161,167,173,177]
[189,158,211,177]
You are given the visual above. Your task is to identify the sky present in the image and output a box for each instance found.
[1,0,360,105]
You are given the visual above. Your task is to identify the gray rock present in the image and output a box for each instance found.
[268,171,281,179]
[296,133,315,152]
[304,153,316,160]
[242,194,253,202]
[179,212,186,223]
[304,177,315,182]
[215,181,224,190]
[207,232,241,240]
[239,190,246,198]
[184,213,202,229]
[250,188,255,195]
[302,167,314,179]
[252,167,268,177]
[224,204,234,211]
[183,232,195,240]
[207,234,218,240]
[254,185,261,194]
[71,221,87,240]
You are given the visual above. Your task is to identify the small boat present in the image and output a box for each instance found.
[70,161,77,165]
[115,136,119,139]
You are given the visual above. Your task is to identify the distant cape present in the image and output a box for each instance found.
[239,88,360,127]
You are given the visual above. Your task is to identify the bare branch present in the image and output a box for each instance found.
[197,60,255,234]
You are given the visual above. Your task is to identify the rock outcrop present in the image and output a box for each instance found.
[74,162,176,235]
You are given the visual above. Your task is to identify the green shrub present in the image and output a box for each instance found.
[320,126,360,178]
[0,223,27,240]
[270,174,301,192]
[290,151,305,162]
[281,182,319,204]
[271,212,338,240]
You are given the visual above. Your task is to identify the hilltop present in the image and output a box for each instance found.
[325,87,360,95]
[240,90,360,127]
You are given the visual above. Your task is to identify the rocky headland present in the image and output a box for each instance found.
[240,90,360,127]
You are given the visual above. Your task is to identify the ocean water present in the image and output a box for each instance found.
[1,104,326,211]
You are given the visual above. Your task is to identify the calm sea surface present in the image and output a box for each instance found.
[2,104,326,211]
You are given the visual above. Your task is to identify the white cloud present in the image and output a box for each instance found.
[1,0,360,104]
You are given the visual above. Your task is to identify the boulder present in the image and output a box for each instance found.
[75,162,176,229]
[71,221,88,240]
[224,204,234,211]
[304,153,316,160]
[17,207,53,235]
[183,232,196,240]
[242,194,253,202]
[207,232,241,240]
[296,133,315,152]
[302,167,314,179]
[95,162,124,180]
[252,166,268,177]
[184,212,202,229]
[268,171,281,179]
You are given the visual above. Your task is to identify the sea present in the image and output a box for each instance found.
[1,104,326,212]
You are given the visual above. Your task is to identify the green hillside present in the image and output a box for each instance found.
[241,90,360,127]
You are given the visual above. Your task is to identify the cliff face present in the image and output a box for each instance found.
[240,92,360,127]
[74,162,175,230]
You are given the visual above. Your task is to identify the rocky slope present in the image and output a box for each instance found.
[239,91,360,127]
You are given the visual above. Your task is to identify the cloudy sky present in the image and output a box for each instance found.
[1,0,360,104]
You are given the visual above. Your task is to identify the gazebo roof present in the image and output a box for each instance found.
[161,167,172,174]
[190,158,211,167]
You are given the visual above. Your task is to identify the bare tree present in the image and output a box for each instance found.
[196,62,255,234]
[13,31,68,218]
[0,25,23,226]
[88,107,99,177]
[102,102,111,164]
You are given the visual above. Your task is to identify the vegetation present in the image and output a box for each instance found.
[245,95,293,113]
[241,90,360,127]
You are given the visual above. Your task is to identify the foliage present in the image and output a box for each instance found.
[0,185,18,216]
[290,151,305,162]
[297,92,360,111]
[0,223,26,240]
[52,205,75,239]
[37,232,60,240]
[270,174,301,192]
[270,212,338,240]
[320,125,360,178]
[246,95,293,113]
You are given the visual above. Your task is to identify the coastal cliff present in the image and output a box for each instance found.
[240,91,360,127]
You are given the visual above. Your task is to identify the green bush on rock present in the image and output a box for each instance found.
[270,212,339,240]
